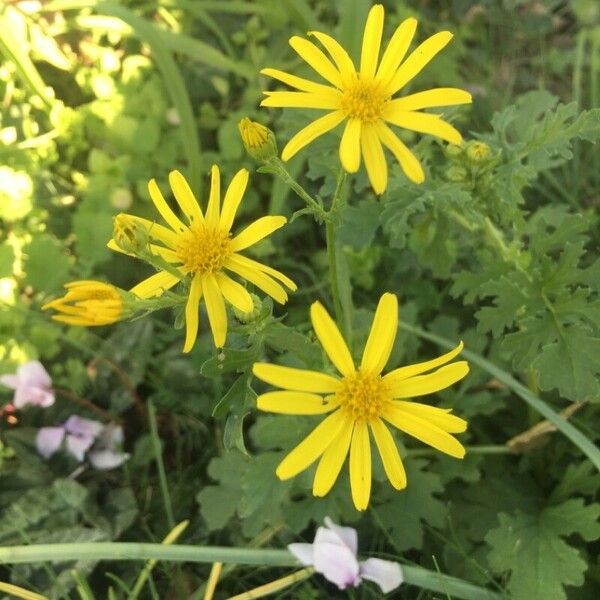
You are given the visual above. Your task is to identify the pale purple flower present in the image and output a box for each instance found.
[37,416,128,470]
[88,424,129,470]
[288,517,403,593]
[37,415,103,462]
[0,360,54,408]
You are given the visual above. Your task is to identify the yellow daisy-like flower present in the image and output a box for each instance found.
[253,293,469,511]
[108,166,296,352]
[43,280,127,326]
[260,4,472,193]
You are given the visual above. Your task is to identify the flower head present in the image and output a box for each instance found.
[36,416,128,469]
[253,293,469,510]
[43,281,130,326]
[108,167,296,352]
[261,4,471,193]
[238,117,278,162]
[289,517,403,592]
[0,360,54,408]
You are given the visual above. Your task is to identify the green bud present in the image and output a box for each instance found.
[238,117,278,162]
[113,214,149,255]
[444,144,464,160]
[445,165,468,182]
[233,293,262,323]
[466,141,491,163]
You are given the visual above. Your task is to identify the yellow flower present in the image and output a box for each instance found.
[43,280,127,326]
[252,293,469,511]
[108,167,296,352]
[260,4,471,194]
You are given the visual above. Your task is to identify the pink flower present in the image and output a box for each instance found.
[88,424,130,470]
[288,517,403,593]
[0,361,54,408]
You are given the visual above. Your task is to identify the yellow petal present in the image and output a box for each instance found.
[289,36,343,88]
[261,91,340,110]
[220,169,249,232]
[375,17,417,84]
[257,391,339,415]
[252,362,340,393]
[360,4,384,79]
[370,417,406,489]
[150,244,180,263]
[313,415,354,496]
[148,179,186,233]
[384,341,464,382]
[130,270,181,299]
[361,125,388,194]
[387,361,469,398]
[169,170,204,226]
[310,301,355,376]
[260,67,336,94]
[339,119,362,173]
[281,110,345,162]
[227,253,296,291]
[387,31,454,94]
[202,273,227,347]
[374,121,424,184]
[383,406,466,458]
[215,272,253,313]
[205,165,221,228]
[383,109,463,145]
[230,216,287,252]
[360,292,398,374]
[308,31,356,82]
[393,401,467,433]
[387,88,472,112]
[349,421,372,511]
[183,275,203,353]
[224,256,288,304]
[276,411,346,480]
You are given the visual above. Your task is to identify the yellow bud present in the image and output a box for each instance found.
[238,117,277,162]
[42,280,134,326]
[113,214,149,255]
[466,141,491,163]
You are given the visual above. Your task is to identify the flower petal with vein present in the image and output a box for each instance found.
[253,293,469,511]
[260,4,471,193]
[108,166,296,352]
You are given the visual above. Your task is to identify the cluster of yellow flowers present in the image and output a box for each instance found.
[45,5,471,511]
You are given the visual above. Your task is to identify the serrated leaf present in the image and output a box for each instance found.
[375,459,447,552]
[486,499,600,600]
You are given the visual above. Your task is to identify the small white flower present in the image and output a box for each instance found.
[288,517,403,593]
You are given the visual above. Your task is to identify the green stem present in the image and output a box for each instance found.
[325,218,344,331]
[266,158,328,221]
[0,544,502,600]
[147,401,176,529]
[406,445,512,458]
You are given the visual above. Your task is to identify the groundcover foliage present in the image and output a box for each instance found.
[0,1,599,598]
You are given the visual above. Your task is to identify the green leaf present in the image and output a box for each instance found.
[23,235,71,292]
[486,499,600,600]
[337,199,382,250]
[375,459,447,552]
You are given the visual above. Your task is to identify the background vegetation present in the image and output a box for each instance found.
[0,0,599,598]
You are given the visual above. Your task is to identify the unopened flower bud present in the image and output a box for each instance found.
[43,281,136,326]
[445,165,468,182]
[233,293,262,323]
[444,144,464,160]
[466,141,491,163]
[113,214,149,255]
[238,117,277,162]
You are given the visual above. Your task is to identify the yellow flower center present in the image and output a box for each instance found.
[176,225,232,275]
[341,78,389,123]
[336,370,391,422]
